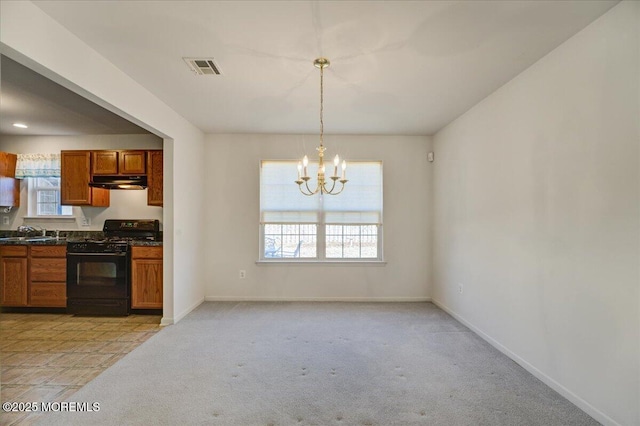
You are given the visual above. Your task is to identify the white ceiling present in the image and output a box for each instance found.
[8,1,620,136]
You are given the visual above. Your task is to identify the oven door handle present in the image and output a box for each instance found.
[67,252,128,257]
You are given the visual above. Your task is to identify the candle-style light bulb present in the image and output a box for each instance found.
[333,155,339,177]
[297,162,302,180]
[303,155,309,177]
[341,160,346,179]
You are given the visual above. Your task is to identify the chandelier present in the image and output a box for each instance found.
[295,57,347,196]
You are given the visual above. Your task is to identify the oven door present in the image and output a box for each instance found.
[66,252,130,316]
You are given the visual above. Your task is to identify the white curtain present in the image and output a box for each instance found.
[15,153,61,178]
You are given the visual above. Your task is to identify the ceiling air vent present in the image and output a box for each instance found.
[183,57,222,76]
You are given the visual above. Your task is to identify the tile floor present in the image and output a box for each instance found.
[0,313,161,426]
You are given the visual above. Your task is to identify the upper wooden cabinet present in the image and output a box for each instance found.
[92,151,118,175]
[92,150,146,175]
[0,152,19,207]
[0,178,20,207]
[61,151,110,206]
[0,152,17,177]
[147,150,163,206]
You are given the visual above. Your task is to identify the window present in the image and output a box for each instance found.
[260,160,382,261]
[26,177,72,217]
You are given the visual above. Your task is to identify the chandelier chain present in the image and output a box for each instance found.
[319,63,324,147]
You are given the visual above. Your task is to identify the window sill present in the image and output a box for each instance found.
[256,260,386,266]
[23,216,77,221]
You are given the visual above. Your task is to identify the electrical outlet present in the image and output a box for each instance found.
[458,283,463,294]
[81,217,90,226]
[239,270,246,279]
[2,216,9,225]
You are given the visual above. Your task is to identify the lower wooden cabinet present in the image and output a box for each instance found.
[29,246,67,307]
[131,246,163,309]
[0,246,28,307]
[0,245,66,308]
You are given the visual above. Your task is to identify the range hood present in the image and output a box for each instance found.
[89,175,148,190]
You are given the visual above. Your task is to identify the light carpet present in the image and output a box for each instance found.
[34,302,597,425]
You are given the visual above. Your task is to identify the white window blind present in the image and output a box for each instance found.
[260,160,382,224]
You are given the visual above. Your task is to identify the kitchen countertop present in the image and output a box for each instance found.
[0,231,162,247]
[0,238,162,247]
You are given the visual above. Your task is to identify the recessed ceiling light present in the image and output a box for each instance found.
[13,123,28,129]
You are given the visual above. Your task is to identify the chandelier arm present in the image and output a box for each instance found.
[298,185,314,196]
[323,177,337,194]
[304,179,320,196]
[325,181,346,195]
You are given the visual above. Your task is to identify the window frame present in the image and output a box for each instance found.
[26,177,73,218]
[258,160,384,263]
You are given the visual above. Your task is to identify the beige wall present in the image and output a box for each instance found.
[204,134,433,301]
[432,2,639,425]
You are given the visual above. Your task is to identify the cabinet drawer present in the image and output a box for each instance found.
[0,246,28,257]
[31,245,66,258]
[131,246,162,259]
[30,283,66,307]
[31,258,66,282]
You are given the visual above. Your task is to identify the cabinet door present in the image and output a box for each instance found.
[1,257,28,306]
[0,177,20,207]
[92,151,118,175]
[147,151,163,206]
[0,151,17,177]
[131,258,163,309]
[61,151,109,206]
[119,151,146,175]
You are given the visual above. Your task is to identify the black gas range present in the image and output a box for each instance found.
[66,220,160,316]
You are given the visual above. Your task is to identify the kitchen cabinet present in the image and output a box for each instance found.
[0,246,28,307]
[29,246,66,307]
[147,150,163,206]
[0,152,19,207]
[0,152,17,176]
[92,151,118,174]
[61,151,110,206]
[0,245,67,308]
[0,178,20,207]
[92,150,146,175]
[131,246,163,309]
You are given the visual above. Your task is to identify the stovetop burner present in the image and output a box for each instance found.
[67,220,160,254]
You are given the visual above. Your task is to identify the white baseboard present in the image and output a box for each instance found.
[431,299,620,426]
[160,317,174,326]
[204,296,431,302]
[162,297,205,326]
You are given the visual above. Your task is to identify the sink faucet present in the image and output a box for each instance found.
[17,225,46,236]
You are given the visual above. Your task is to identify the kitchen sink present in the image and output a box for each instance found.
[0,236,60,242]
